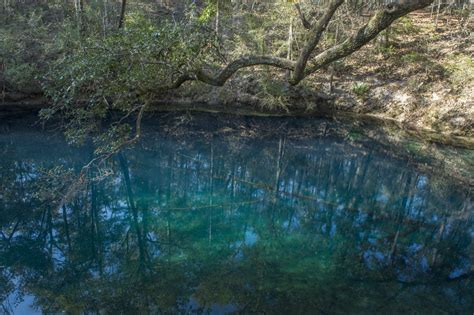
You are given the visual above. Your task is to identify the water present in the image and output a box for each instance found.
[0,113,473,314]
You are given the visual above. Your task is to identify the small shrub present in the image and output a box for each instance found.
[401,52,426,63]
[376,44,396,56]
[352,82,370,98]
[444,54,474,88]
[255,75,290,111]
[393,16,419,35]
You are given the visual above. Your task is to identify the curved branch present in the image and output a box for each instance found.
[294,3,312,29]
[195,55,295,86]
[152,55,295,93]
[302,0,434,80]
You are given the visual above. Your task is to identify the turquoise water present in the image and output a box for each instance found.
[0,113,473,314]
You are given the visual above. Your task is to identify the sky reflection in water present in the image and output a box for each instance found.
[0,114,473,314]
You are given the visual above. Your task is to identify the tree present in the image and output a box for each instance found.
[147,0,436,93]
[118,0,127,29]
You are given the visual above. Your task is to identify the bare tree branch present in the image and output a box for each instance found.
[294,3,312,29]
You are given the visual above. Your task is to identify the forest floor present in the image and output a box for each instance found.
[329,12,474,137]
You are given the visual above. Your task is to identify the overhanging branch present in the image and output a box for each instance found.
[150,55,295,93]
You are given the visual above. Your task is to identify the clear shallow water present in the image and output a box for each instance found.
[0,113,473,314]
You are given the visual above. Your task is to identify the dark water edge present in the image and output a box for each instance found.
[1,111,473,314]
[1,100,473,149]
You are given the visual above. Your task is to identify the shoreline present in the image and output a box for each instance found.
[2,97,473,149]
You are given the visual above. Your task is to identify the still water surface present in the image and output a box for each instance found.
[0,113,473,314]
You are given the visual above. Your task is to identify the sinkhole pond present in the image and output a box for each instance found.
[0,112,473,314]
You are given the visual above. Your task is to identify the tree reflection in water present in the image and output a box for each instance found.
[0,114,472,314]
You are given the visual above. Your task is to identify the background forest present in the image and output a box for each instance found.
[1,0,473,139]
